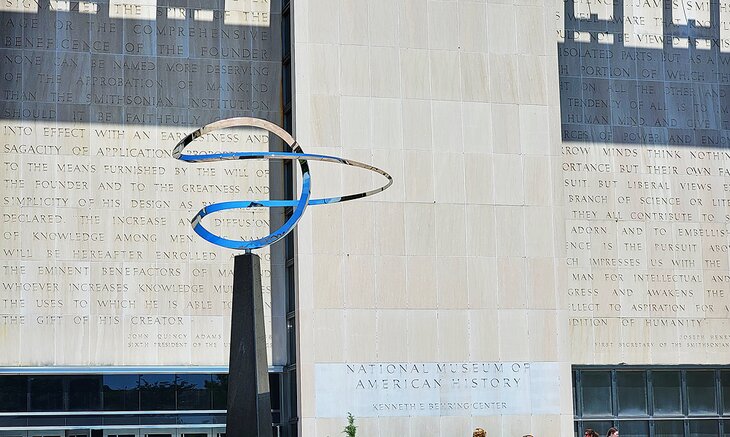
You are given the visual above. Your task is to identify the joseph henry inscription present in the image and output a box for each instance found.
[0,0,281,365]
[558,0,730,361]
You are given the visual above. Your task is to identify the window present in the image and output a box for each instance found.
[574,367,730,436]
[139,374,175,410]
[0,376,27,412]
[68,375,102,410]
[29,376,63,411]
[103,374,139,411]
[177,374,211,410]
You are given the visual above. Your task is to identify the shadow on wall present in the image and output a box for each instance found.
[0,0,281,127]
[558,0,730,147]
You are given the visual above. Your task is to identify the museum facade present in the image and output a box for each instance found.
[1,0,730,435]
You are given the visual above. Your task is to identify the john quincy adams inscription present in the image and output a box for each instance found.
[173,117,392,436]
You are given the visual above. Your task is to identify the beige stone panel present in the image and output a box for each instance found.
[518,55,548,105]
[370,48,402,98]
[497,257,527,309]
[376,256,408,308]
[20,322,58,365]
[525,207,555,257]
[432,101,463,152]
[369,0,399,46]
[378,417,409,436]
[406,256,438,309]
[314,309,345,362]
[437,310,470,360]
[343,202,376,255]
[468,309,500,360]
[407,310,438,361]
[405,203,436,255]
[464,154,494,205]
[340,97,372,150]
[495,206,525,257]
[440,416,472,436]
[400,49,432,100]
[344,255,376,309]
[375,201,406,256]
[528,310,558,361]
[462,102,493,154]
[399,0,430,48]
[434,153,466,204]
[458,2,488,52]
[313,254,344,308]
[300,418,315,436]
[302,363,321,416]
[310,95,342,147]
[0,324,21,365]
[460,52,490,103]
[428,1,459,50]
[516,6,546,55]
[526,258,558,310]
[493,155,524,205]
[486,4,517,54]
[308,0,340,43]
[372,98,404,149]
[372,149,406,202]
[468,257,499,309]
[340,47,372,97]
[502,415,531,437]
[344,309,377,361]
[437,256,468,309]
[529,415,562,437]
[410,416,441,437]
[491,104,520,154]
[497,309,529,360]
[466,204,496,256]
[339,0,369,45]
[402,99,433,151]
[377,310,409,360]
[435,204,467,256]
[403,150,435,202]
[489,55,519,103]
[190,315,226,365]
[524,156,553,206]
[430,51,462,101]
[311,204,343,254]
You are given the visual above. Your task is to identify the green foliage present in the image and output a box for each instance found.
[342,412,357,437]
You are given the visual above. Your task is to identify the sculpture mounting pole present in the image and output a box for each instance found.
[227,253,273,437]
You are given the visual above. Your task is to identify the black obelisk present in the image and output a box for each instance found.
[226,253,273,437]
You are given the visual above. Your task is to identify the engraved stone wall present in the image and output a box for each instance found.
[0,0,282,366]
[558,0,730,363]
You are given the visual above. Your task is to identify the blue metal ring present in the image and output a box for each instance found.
[172,117,392,251]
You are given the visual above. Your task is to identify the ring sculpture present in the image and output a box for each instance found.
[172,117,393,251]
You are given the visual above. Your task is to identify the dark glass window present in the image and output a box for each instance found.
[620,420,649,436]
[617,371,647,415]
[687,371,716,415]
[68,375,101,410]
[210,374,228,410]
[29,376,63,411]
[689,420,718,437]
[722,372,730,414]
[653,371,682,415]
[176,374,210,410]
[139,374,175,410]
[655,420,684,437]
[0,376,27,412]
[103,374,139,411]
[581,371,612,416]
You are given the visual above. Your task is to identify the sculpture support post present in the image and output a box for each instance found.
[227,253,273,437]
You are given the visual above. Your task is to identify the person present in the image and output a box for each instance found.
[584,428,599,437]
[606,427,618,437]
[473,428,486,437]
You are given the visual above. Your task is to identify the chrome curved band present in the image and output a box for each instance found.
[173,117,393,251]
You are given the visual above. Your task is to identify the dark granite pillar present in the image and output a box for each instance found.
[226,253,273,437]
